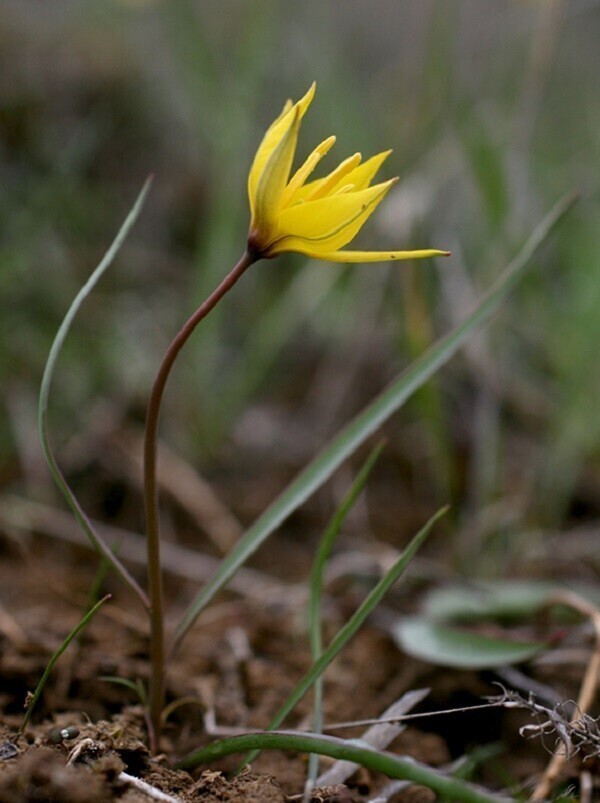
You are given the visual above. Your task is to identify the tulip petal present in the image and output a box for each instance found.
[331,184,355,197]
[275,99,294,122]
[248,83,315,214]
[343,150,392,191]
[303,152,362,201]
[253,107,301,232]
[281,135,336,209]
[293,150,391,203]
[292,249,452,263]
[274,180,396,254]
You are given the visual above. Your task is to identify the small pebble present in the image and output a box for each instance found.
[48,726,80,745]
[48,728,64,745]
[0,742,18,761]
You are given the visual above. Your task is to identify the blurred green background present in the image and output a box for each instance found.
[1,0,599,575]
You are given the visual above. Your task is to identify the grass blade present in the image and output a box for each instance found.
[17,595,110,738]
[241,506,447,766]
[39,178,152,610]
[307,442,384,787]
[177,730,511,803]
[172,190,577,649]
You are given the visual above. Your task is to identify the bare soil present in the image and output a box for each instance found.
[0,464,597,802]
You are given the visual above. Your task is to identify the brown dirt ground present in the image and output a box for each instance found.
[0,481,597,802]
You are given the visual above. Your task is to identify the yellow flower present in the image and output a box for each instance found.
[247,83,449,264]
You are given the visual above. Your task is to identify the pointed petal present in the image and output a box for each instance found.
[274,179,397,254]
[248,83,316,213]
[276,99,294,121]
[343,150,392,190]
[294,248,452,263]
[292,153,361,203]
[253,107,301,232]
[303,152,362,201]
[291,175,327,203]
[281,135,336,209]
[293,149,389,203]
[332,183,355,196]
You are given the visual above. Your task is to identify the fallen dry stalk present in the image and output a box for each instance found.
[119,771,182,802]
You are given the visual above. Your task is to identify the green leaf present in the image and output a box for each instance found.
[39,178,152,610]
[423,581,559,622]
[177,730,511,802]
[171,190,577,651]
[393,617,546,670]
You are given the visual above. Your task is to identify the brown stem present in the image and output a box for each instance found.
[144,250,255,749]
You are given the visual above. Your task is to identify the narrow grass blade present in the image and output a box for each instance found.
[177,730,511,803]
[17,595,110,738]
[307,442,384,787]
[85,544,121,612]
[39,178,152,610]
[172,190,577,649]
[241,507,447,767]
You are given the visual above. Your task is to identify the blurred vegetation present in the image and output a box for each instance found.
[1,0,599,574]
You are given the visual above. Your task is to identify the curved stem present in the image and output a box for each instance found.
[144,250,255,749]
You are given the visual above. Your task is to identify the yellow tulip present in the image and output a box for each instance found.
[247,83,449,264]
